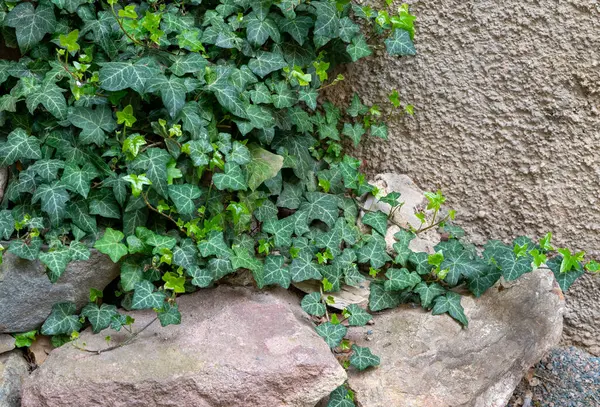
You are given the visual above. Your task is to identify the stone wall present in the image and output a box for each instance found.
[331,0,600,256]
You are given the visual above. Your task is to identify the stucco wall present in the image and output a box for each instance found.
[332,0,600,256]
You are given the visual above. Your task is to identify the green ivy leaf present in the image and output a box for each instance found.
[0,128,42,167]
[157,302,181,327]
[248,51,288,78]
[547,256,584,292]
[8,237,43,261]
[213,162,248,191]
[493,249,533,282]
[31,182,69,227]
[346,304,372,326]
[413,282,446,309]
[246,145,284,191]
[263,255,291,288]
[131,280,166,310]
[441,250,488,286]
[262,216,294,248]
[197,231,232,258]
[350,345,380,370]
[81,303,118,333]
[290,249,323,282]
[432,292,468,326]
[279,15,313,45]
[5,2,56,52]
[61,162,97,198]
[393,229,415,267]
[301,292,326,316]
[99,61,156,93]
[68,105,117,146]
[301,192,339,228]
[342,123,365,146]
[168,184,202,216]
[357,233,391,269]
[39,249,72,283]
[94,228,128,263]
[313,1,340,38]
[25,79,67,120]
[315,322,347,348]
[362,210,388,236]
[384,268,421,291]
[468,265,502,297]
[146,75,188,118]
[346,35,372,61]
[186,266,214,288]
[369,282,400,312]
[40,302,82,336]
[385,28,416,56]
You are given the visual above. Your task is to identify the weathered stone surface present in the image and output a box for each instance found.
[22,287,346,407]
[0,335,15,355]
[0,351,29,407]
[0,249,120,333]
[0,167,7,204]
[345,269,564,407]
[562,273,600,356]
[331,0,600,259]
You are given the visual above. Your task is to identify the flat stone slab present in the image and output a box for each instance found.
[345,268,564,407]
[22,286,346,407]
[0,249,120,333]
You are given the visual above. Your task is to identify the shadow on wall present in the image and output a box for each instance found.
[330,0,600,257]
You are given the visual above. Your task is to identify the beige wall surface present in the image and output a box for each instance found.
[334,1,600,256]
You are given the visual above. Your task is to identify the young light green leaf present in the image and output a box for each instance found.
[94,228,128,263]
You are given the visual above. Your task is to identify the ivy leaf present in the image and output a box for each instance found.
[432,292,468,326]
[39,249,72,283]
[208,257,234,280]
[290,249,322,282]
[350,345,380,371]
[40,302,82,336]
[262,216,294,248]
[131,280,166,310]
[186,266,214,288]
[51,0,89,13]
[0,210,15,240]
[99,62,156,93]
[146,75,188,118]
[413,282,446,309]
[8,237,43,261]
[277,182,303,210]
[342,123,365,146]
[441,250,488,286]
[246,14,279,47]
[66,200,97,234]
[0,128,42,166]
[315,322,347,348]
[157,302,181,327]
[357,233,391,269]
[68,105,117,146]
[32,182,69,227]
[81,303,118,333]
[313,1,340,38]
[197,231,232,258]
[409,251,432,275]
[132,148,170,198]
[213,162,248,191]
[120,262,144,292]
[5,2,56,52]
[299,88,318,110]
[29,159,65,183]
[327,386,356,407]
[169,53,208,76]
[369,282,400,312]
[380,191,402,207]
[168,184,201,216]
[393,229,415,267]
[468,265,502,297]
[228,141,251,165]
[338,17,360,42]
[301,292,326,317]
[258,255,289,288]
[248,51,287,78]
[246,145,284,191]
[94,228,128,263]
[172,239,198,270]
[384,268,422,292]
[61,162,97,198]
[346,304,372,326]
[246,105,275,130]
[279,15,313,45]
[230,245,263,272]
[301,192,339,228]
[25,79,67,120]
[370,123,388,140]
[547,256,584,292]
[207,66,249,118]
[494,249,533,282]
[362,210,388,236]
[346,35,372,61]
[89,191,121,219]
[385,28,416,56]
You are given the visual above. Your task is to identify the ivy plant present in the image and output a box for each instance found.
[0,1,596,404]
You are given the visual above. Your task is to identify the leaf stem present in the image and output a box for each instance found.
[73,317,158,355]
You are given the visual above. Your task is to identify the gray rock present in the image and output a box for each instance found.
[0,249,120,333]
[345,268,564,407]
[0,335,14,355]
[562,273,600,356]
[0,167,7,204]
[22,286,346,407]
[0,351,29,407]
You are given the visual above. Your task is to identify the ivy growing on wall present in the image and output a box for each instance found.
[0,0,596,404]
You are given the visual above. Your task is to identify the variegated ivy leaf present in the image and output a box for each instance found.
[262,216,294,248]
[263,255,291,288]
[362,210,388,236]
[213,162,248,191]
[385,28,416,56]
[246,145,284,191]
[4,2,56,52]
[168,184,202,216]
[0,210,15,240]
[350,345,380,371]
[356,233,391,269]
[197,231,232,258]
[172,239,198,270]
[0,128,42,167]
[413,282,447,309]
[39,249,72,283]
[346,35,372,62]
[8,237,43,261]
[547,255,584,292]
[301,192,339,228]
[67,105,117,146]
[346,304,372,327]
[146,75,188,118]
[432,292,468,327]
[393,229,416,267]
[94,228,128,263]
[61,162,97,198]
[157,302,181,327]
[384,268,422,292]
[186,266,214,288]
[169,53,208,76]
[98,61,156,93]
[29,159,65,183]
[301,292,326,317]
[248,51,287,78]
[441,249,489,286]
[25,79,68,120]
[131,280,166,310]
[312,1,340,38]
[315,322,347,349]
[369,282,401,312]
[208,257,234,280]
[40,302,82,336]
[278,15,312,45]
[246,14,279,47]
[31,182,69,227]
[81,303,118,333]
[290,249,322,282]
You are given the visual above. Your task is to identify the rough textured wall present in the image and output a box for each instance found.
[331,0,600,256]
